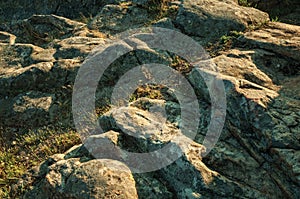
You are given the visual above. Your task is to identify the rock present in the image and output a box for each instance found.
[129,97,181,123]
[0,43,55,69]
[132,0,158,7]
[89,4,154,34]
[239,22,300,62]
[152,17,177,30]
[0,91,54,127]
[133,173,173,198]
[270,148,300,185]
[1,1,300,198]
[0,0,120,22]
[53,36,105,59]
[0,61,54,96]
[271,124,297,149]
[6,15,86,46]
[174,0,269,45]
[280,7,300,26]
[23,158,138,199]
[212,49,279,90]
[0,31,16,45]
[282,115,298,127]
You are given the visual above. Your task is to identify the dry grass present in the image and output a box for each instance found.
[0,126,81,198]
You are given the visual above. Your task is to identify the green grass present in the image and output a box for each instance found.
[0,127,81,198]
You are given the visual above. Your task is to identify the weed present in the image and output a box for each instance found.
[271,16,279,22]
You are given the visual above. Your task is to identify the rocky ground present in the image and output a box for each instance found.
[0,0,299,198]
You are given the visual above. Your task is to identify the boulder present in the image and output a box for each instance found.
[174,0,269,45]
[23,157,138,199]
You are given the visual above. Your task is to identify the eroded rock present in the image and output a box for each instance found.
[23,158,138,199]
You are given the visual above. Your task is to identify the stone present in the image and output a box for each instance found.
[174,0,269,45]
[53,36,105,59]
[152,17,177,30]
[6,15,86,46]
[23,158,138,199]
[239,22,300,62]
[0,0,121,22]
[0,61,54,96]
[1,1,300,198]
[212,49,279,90]
[0,31,16,45]
[89,4,153,34]
[0,43,55,69]
[0,91,54,127]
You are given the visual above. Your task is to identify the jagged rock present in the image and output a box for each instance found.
[239,22,300,62]
[133,173,173,198]
[1,1,299,198]
[212,49,279,90]
[130,97,181,123]
[89,0,269,44]
[270,148,300,186]
[174,0,269,45]
[98,104,184,158]
[20,97,281,198]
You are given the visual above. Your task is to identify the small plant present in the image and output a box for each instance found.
[271,16,279,22]
[220,35,232,44]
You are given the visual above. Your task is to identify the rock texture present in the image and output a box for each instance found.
[0,0,121,22]
[22,155,138,199]
[174,0,269,44]
[0,0,299,199]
